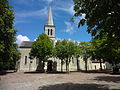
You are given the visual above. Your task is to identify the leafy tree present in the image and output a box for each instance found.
[73,0,120,39]
[55,40,75,72]
[74,42,82,71]
[73,0,120,65]
[55,40,67,72]
[10,44,21,70]
[90,38,107,70]
[66,40,75,72]
[91,37,120,66]
[0,0,19,71]
[79,41,92,72]
[29,33,54,71]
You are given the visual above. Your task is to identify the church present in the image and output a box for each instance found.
[17,7,109,72]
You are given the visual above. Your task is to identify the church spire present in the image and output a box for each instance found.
[44,7,55,41]
[46,7,54,26]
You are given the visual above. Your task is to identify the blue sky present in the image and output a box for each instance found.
[9,0,91,45]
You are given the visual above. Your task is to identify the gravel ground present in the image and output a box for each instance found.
[0,71,120,90]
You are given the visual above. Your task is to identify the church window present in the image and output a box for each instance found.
[25,56,27,65]
[51,29,53,35]
[48,29,50,35]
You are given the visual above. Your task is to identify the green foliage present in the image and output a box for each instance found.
[73,0,120,64]
[91,37,120,65]
[0,0,19,71]
[55,39,76,72]
[74,42,81,58]
[73,0,120,38]
[55,40,67,72]
[79,41,93,72]
[55,39,94,72]
[10,44,21,68]
[70,18,75,22]
[29,33,54,62]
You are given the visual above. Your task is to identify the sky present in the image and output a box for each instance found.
[9,0,91,46]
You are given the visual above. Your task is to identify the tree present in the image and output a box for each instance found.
[0,0,19,71]
[55,40,75,72]
[90,38,107,70]
[91,36,120,66]
[55,40,66,72]
[73,0,120,64]
[9,44,21,70]
[66,40,75,72]
[74,42,82,71]
[79,41,92,72]
[29,33,54,72]
[73,0,120,39]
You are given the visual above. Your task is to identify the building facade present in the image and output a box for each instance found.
[17,7,108,72]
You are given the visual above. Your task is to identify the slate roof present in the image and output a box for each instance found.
[19,41,33,48]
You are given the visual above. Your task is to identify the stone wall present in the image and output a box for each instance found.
[17,48,110,72]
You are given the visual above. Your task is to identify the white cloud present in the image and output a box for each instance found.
[68,38,72,41]
[16,35,30,46]
[34,38,37,41]
[15,7,47,18]
[81,14,86,19]
[64,21,76,35]
[15,20,26,24]
[42,0,54,3]
[14,7,48,24]
[13,0,29,4]
[14,19,28,24]
[55,5,75,15]
[69,5,75,15]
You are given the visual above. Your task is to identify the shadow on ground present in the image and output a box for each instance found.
[38,83,111,90]
[94,76,120,83]
[24,71,68,74]
[24,70,110,74]
[24,71,45,74]
[80,70,110,74]
[0,70,15,76]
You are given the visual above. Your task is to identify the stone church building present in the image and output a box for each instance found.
[17,7,108,72]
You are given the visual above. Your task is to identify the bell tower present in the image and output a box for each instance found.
[44,7,55,40]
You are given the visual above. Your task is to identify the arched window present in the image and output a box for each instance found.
[48,29,49,35]
[25,56,27,65]
[51,29,53,35]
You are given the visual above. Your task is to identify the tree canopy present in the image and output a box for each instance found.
[55,40,76,72]
[0,0,20,71]
[73,0,120,39]
[73,0,120,65]
[29,33,54,62]
[29,33,54,71]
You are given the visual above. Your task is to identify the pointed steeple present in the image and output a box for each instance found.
[46,7,54,26]
[44,7,55,41]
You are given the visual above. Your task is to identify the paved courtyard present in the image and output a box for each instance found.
[0,71,120,90]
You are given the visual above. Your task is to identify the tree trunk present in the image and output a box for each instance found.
[61,59,63,72]
[66,58,69,72]
[99,59,102,70]
[84,57,87,72]
[77,57,80,71]
[66,59,67,71]
[43,61,45,72]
